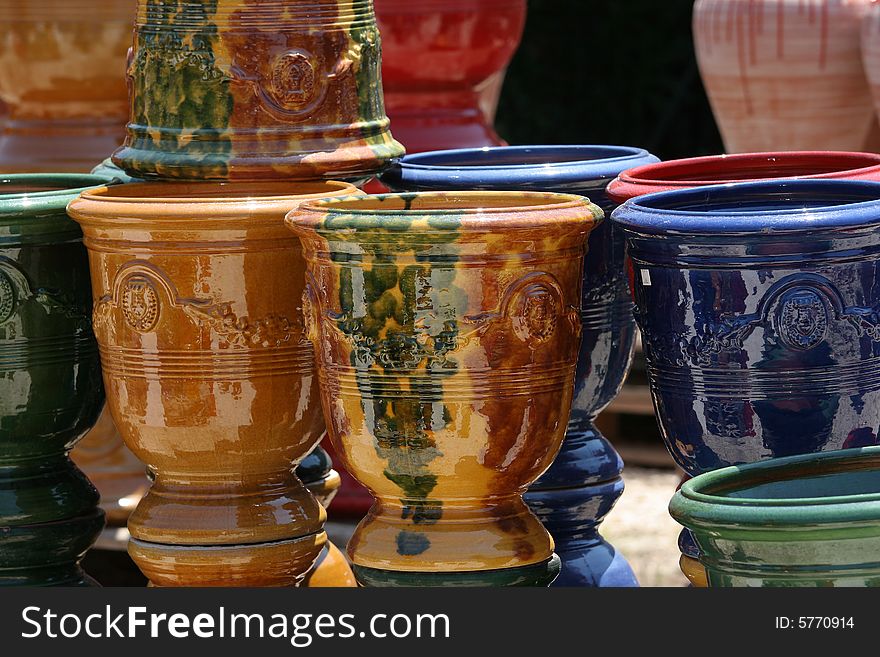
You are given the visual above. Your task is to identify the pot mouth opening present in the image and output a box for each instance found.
[77,180,354,203]
[0,174,111,200]
[620,151,880,186]
[684,447,880,507]
[298,191,592,215]
[398,145,648,169]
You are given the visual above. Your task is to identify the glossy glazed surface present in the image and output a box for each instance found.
[670,445,880,586]
[382,145,658,587]
[114,0,404,181]
[693,0,875,152]
[0,174,111,586]
[288,192,601,584]
[614,180,880,479]
[607,151,880,203]
[0,1,134,172]
[69,180,359,587]
[375,0,526,153]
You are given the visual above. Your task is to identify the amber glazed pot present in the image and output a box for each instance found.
[113,0,404,182]
[68,180,359,587]
[0,1,135,173]
[0,174,111,586]
[287,191,602,587]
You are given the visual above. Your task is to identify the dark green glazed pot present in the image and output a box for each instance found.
[670,445,880,587]
[0,174,110,586]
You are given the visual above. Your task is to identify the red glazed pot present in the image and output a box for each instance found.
[375,0,526,154]
[607,151,880,203]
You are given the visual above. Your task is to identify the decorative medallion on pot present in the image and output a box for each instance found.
[0,1,135,172]
[671,446,880,586]
[382,145,660,587]
[693,0,875,152]
[113,0,404,182]
[286,191,603,587]
[0,173,112,586]
[613,178,880,476]
[68,180,358,587]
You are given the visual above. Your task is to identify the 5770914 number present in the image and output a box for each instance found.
[775,617,854,630]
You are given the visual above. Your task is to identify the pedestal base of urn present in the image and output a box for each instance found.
[524,480,638,587]
[302,542,357,588]
[352,555,561,588]
[0,119,123,174]
[129,531,328,587]
[526,419,637,587]
[679,555,708,588]
[0,510,105,587]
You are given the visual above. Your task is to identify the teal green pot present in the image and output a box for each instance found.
[670,446,880,587]
[0,174,111,586]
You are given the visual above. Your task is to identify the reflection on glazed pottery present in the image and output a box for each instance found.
[381,145,661,587]
[0,174,112,586]
[693,0,875,152]
[68,180,359,587]
[375,0,526,153]
[671,446,880,586]
[70,407,149,528]
[608,150,880,588]
[287,191,602,587]
[113,0,403,181]
[0,0,135,172]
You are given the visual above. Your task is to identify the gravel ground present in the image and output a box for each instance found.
[601,467,689,587]
[327,466,689,588]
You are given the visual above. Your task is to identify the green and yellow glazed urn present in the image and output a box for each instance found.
[670,445,880,587]
[286,191,603,587]
[0,174,110,586]
[113,0,404,182]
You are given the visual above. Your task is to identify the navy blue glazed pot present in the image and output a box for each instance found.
[382,145,659,587]
[614,179,880,482]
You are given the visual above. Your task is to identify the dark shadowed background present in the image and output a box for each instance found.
[496,0,723,160]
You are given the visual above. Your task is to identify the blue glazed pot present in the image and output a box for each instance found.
[382,145,659,587]
[613,179,880,481]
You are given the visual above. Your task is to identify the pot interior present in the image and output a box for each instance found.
[632,152,880,184]
[402,145,642,168]
[635,180,880,214]
[703,454,880,502]
[89,180,351,201]
[311,191,576,213]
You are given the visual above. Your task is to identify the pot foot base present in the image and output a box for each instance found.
[352,554,562,587]
[128,531,328,587]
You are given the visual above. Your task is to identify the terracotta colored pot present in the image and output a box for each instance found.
[113,0,404,182]
[375,0,526,153]
[382,145,661,588]
[862,1,880,131]
[671,446,880,587]
[613,179,880,584]
[287,191,602,586]
[693,0,875,152]
[0,1,134,173]
[68,180,358,587]
[607,150,880,203]
[0,173,112,586]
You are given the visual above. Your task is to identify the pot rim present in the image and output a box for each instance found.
[73,180,356,205]
[0,173,114,205]
[381,145,658,190]
[670,446,880,528]
[289,190,603,231]
[607,151,880,202]
[612,179,880,235]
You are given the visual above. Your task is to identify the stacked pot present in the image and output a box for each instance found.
[607,151,880,587]
[63,0,408,587]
